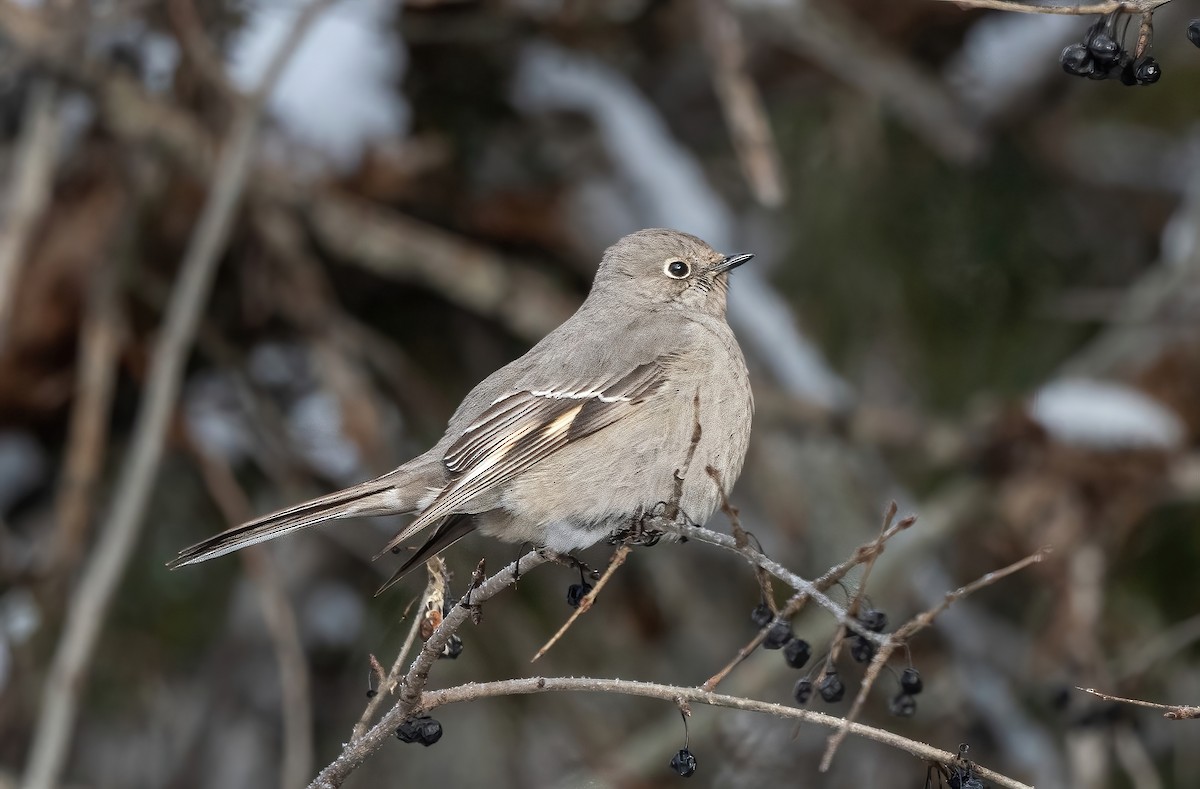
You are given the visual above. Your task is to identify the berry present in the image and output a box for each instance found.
[890,692,917,718]
[858,609,888,633]
[365,689,377,698]
[1061,43,1095,77]
[1134,56,1161,85]
[396,716,443,746]
[763,621,793,650]
[670,748,697,777]
[793,677,814,704]
[440,634,463,659]
[750,602,772,628]
[1189,19,1200,48]
[900,668,924,695]
[818,672,845,703]
[783,638,811,669]
[1120,60,1139,86]
[1087,32,1120,66]
[849,635,875,664]
[566,582,592,608]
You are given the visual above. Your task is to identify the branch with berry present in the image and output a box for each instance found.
[307,497,1045,789]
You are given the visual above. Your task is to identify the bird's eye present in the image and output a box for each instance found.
[664,260,690,279]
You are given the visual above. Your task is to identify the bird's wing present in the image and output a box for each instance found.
[377,358,670,554]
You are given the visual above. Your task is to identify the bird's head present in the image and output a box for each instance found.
[593,228,753,317]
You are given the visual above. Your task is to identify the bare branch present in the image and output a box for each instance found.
[0,79,61,351]
[419,676,1034,789]
[310,550,549,789]
[820,548,1051,771]
[21,3,339,786]
[532,545,631,663]
[1078,687,1200,720]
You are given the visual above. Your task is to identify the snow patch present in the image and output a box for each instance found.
[229,0,407,168]
[1030,378,1184,450]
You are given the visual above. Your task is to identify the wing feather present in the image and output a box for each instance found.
[378,360,668,553]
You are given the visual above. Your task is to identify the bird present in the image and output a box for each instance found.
[170,228,755,593]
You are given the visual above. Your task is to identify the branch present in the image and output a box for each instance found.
[20,3,338,786]
[532,545,630,662]
[310,550,549,789]
[418,677,1034,789]
[0,78,61,351]
[924,0,1170,15]
[671,520,889,646]
[1078,687,1200,720]
[819,548,1052,771]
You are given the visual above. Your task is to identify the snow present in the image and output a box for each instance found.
[1030,378,1185,450]
[228,0,408,168]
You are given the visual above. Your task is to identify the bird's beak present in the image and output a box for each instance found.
[712,252,754,274]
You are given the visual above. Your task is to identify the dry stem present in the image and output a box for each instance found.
[21,3,338,786]
[532,545,631,662]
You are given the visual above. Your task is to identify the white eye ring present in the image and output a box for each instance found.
[664,260,691,279]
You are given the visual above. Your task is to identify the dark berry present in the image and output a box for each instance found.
[566,582,592,608]
[1134,56,1161,85]
[763,621,793,650]
[670,748,697,777]
[859,609,888,633]
[1120,60,1139,86]
[1189,19,1200,48]
[440,634,463,659]
[1061,43,1095,77]
[365,689,377,698]
[784,638,812,669]
[849,635,875,664]
[750,602,772,628]
[818,672,845,703]
[1087,33,1120,66]
[900,668,924,695]
[396,716,443,746]
[793,677,814,704]
[890,692,917,717]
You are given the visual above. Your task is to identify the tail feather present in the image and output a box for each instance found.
[375,515,476,596]
[169,481,402,568]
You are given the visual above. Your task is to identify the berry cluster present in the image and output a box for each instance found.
[1190,20,1200,49]
[890,667,923,719]
[1060,12,1159,85]
[396,716,443,746]
[759,602,926,719]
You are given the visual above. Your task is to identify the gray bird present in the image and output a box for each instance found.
[170,228,754,592]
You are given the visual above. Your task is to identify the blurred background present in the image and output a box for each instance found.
[2,0,1199,787]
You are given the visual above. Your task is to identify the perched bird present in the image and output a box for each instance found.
[170,229,754,592]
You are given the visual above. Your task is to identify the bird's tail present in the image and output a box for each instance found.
[168,477,415,568]
[374,514,476,596]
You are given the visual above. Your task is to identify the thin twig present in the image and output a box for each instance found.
[20,3,338,787]
[0,78,61,352]
[418,677,1033,789]
[309,550,549,789]
[671,520,889,646]
[926,0,1167,15]
[532,545,631,663]
[48,202,127,572]
[1078,687,1200,720]
[702,509,915,691]
[819,548,1051,771]
[697,0,786,207]
[352,585,432,741]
